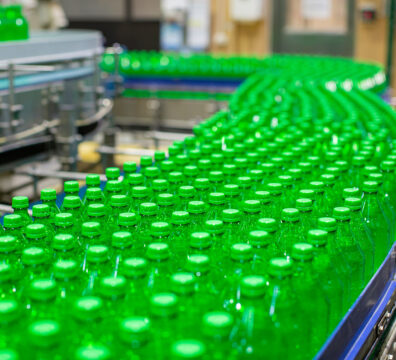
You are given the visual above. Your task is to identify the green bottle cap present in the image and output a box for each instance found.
[28,320,60,348]
[184,165,199,177]
[132,186,148,198]
[112,232,132,248]
[0,349,18,360]
[194,178,210,191]
[221,209,241,223]
[53,234,75,251]
[171,273,196,295]
[223,184,239,196]
[291,243,313,261]
[241,275,266,297]
[187,201,206,214]
[86,245,109,263]
[333,207,351,221]
[266,182,282,195]
[155,151,166,162]
[120,317,151,344]
[25,224,46,239]
[0,299,19,324]
[140,203,159,216]
[29,279,57,301]
[22,247,46,265]
[171,211,190,225]
[32,204,50,218]
[298,189,315,200]
[257,218,277,232]
[320,174,335,185]
[352,156,365,166]
[202,312,233,337]
[118,212,137,227]
[278,175,293,187]
[204,220,224,235]
[140,156,153,168]
[12,196,29,209]
[260,162,275,174]
[100,276,127,298]
[198,159,212,172]
[169,172,183,184]
[157,193,175,206]
[127,174,144,186]
[296,198,313,212]
[281,208,299,222]
[248,230,270,247]
[175,155,188,168]
[153,179,169,192]
[150,293,178,317]
[106,167,120,180]
[151,222,171,237]
[309,181,325,193]
[334,160,348,172]
[123,161,137,173]
[73,297,103,321]
[307,229,328,246]
[110,195,128,207]
[122,257,147,278]
[87,204,105,217]
[208,193,226,205]
[318,217,337,232]
[106,180,122,192]
[190,232,211,249]
[208,171,224,183]
[0,263,13,282]
[231,243,253,261]
[268,258,293,277]
[179,186,196,198]
[381,160,395,171]
[186,254,210,273]
[40,188,57,201]
[363,181,379,193]
[81,222,101,237]
[75,345,110,360]
[363,165,379,176]
[145,166,160,178]
[64,181,80,194]
[54,259,78,279]
[237,176,251,189]
[62,196,81,209]
[342,187,360,198]
[255,190,271,204]
[368,173,383,184]
[0,236,17,253]
[85,188,103,201]
[242,200,260,213]
[250,169,264,182]
[344,197,362,211]
[3,214,22,228]
[161,160,175,172]
[86,174,101,187]
[171,339,206,359]
[222,164,237,177]
[147,243,170,261]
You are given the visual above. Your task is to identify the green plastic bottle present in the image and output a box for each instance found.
[21,247,48,285]
[12,196,32,228]
[151,179,170,202]
[82,245,110,296]
[28,320,61,360]
[54,213,76,237]
[83,188,105,215]
[169,211,191,267]
[99,276,127,318]
[118,317,152,358]
[3,214,25,246]
[60,196,82,231]
[79,222,103,251]
[130,186,150,212]
[146,243,171,294]
[187,201,207,230]
[278,208,303,257]
[140,156,153,175]
[40,189,60,221]
[25,223,50,249]
[27,278,58,320]
[0,299,21,349]
[184,165,199,186]
[221,209,241,252]
[110,232,133,276]
[223,184,240,209]
[32,204,55,239]
[194,178,210,202]
[104,180,123,204]
[241,200,261,232]
[52,234,80,262]
[105,167,120,182]
[5,5,28,41]
[171,339,206,360]
[122,162,137,192]
[75,345,111,360]
[295,198,314,232]
[108,195,129,232]
[117,213,139,254]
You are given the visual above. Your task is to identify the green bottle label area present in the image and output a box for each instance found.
[1,53,396,359]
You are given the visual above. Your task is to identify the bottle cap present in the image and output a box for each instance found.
[120,317,151,344]
[174,155,188,168]
[255,190,271,204]
[202,311,233,337]
[81,222,101,237]
[147,243,170,261]
[62,196,81,209]
[194,178,210,191]
[110,195,128,208]
[140,203,159,216]
[208,171,224,183]
[0,263,12,282]
[320,174,335,185]
[0,299,19,324]
[145,167,160,178]
[241,275,266,297]
[29,279,57,301]
[131,186,148,198]
[22,247,46,265]
[186,254,210,273]
[190,232,211,249]
[54,259,78,279]
[222,164,237,176]
[309,181,325,193]
[75,345,110,360]
[127,174,144,186]
[333,207,351,221]
[86,174,101,187]
[85,188,103,201]
[260,162,275,174]
[3,214,22,228]
[40,188,57,201]
[28,320,60,348]
[223,184,239,197]
[368,173,383,185]
[257,218,277,232]
[248,230,270,247]
[179,186,196,198]
[208,193,226,205]
[231,243,253,261]
[291,243,313,261]
[342,187,360,198]
[100,276,127,298]
[281,208,300,222]
[169,172,183,184]
[268,258,293,277]
[318,217,337,232]
[86,245,109,263]
[118,212,137,227]
[0,235,17,253]
[53,234,75,251]
[123,161,137,173]
[32,204,50,218]
[266,182,282,195]
[296,198,313,212]
[73,297,103,321]
[161,160,175,172]
[106,167,120,180]
[106,180,122,192]
[363,181,379,193]
[307,229,328,246]
[171,273,196,295]
[187,201,206,214]
[152,179,168,192]
[150,293,178,317]
[363,165,379,176]
[12,196,29,209]
[250,169,264,182]
[198,159,211,171]
[278,175,293,187]
[140,156,153,167]
[157,193,175,206]
[25,224,46,239]
[151,222,171,237]
[64,181,79,194]
[381,160,395,171]
[87,204,106,217]
[112,232,132,248]
[298,189,315,200]
[184,165,199,177]
[236,176,251,189]
[122,257,147,278]
[204,220,224,235]
[171,211,190,225]
[242,200,261,213]
[155,150,166,162]
[171,339,206,359]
